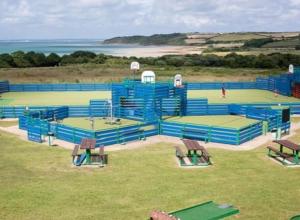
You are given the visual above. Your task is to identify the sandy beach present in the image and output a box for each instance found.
[111,45,203,57]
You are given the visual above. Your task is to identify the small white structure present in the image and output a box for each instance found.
[130,61,140,71]
[174,74,183,87]
[141,71,155,84]
[289,64,294,74]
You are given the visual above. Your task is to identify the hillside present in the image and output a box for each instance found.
[103,32,300,53]
[103,33,187,45]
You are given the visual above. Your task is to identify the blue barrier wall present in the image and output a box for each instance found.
[228,104,291,131]
[89,100,109,117]
[186,99,208,115]
[3,102,300,118]
[160,120,262,145]
[0,81,9,93]
[187,82,257,90]
[20,112,159,147]
[9,83,112,91]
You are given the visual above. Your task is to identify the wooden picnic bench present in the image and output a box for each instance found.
[71,139,108,166]
[267,139,300,165]
[71,144,80,161]
[175,146,185,159]
[174,139,211,166]
[90,146,108,164]
[267,146,291,159]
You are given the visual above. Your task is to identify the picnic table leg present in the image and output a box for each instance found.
[280,144,283,153]
[192,150,198,165]
[86,149,91,164]
[294,150,299,164]
[187,150,191,157]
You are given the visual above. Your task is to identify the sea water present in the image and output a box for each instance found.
[0,39,144,56]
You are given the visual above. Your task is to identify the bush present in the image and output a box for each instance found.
[46,53,61,66]
[244,38,273,48]
[92,54,107,64]
[26,52,47,67]
[11,51,32,68]
[0,53,15,68]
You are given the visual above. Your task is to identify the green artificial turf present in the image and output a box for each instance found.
[60,117,139,130]
[165,115,259,129]
[1,89,299,107]
[1,131,300,219]
[0,91,111,106]
[170,201,239,220]
[0,120,18,127]
[188,89,300,104]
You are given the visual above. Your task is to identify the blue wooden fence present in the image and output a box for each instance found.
[160,120,262,145]
[9,83,112,91]
[0,81,9,93]
[187,82,257,90]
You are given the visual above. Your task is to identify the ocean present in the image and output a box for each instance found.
[0,39,144,56]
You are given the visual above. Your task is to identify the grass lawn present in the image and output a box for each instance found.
[60,117,139,130]
[1,130,300,219]
[165,115,259,129]
[0,64,280,83]
[0,91,111,106]
[188,89,300,104]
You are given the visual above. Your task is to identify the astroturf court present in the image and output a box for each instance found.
[165,115,259,129]
[1,89,299,106]
[60,117,139,130]
[0,91,111,106]
[188,89,300,104]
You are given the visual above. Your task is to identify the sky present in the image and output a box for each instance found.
[0,0,299,39]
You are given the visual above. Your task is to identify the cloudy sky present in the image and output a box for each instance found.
[0,0,299,39]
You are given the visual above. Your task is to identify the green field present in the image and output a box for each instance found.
[1,130,300,220]
[60,117,139,130]
[0,91,111,106]
[188,89,300,104]
[210,33,267,42]
[263,38,300,48]
[0,120,18,127]
[165,115,259,129]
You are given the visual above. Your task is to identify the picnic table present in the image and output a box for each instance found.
[80,138,96,164]
[273,140,300,164]
[182,139,209,165]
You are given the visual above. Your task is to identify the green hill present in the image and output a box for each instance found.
[103,33,187,45]
[262,37,300,48]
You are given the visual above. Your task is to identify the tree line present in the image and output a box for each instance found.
[0,51,107,68]
[0,50,300,69]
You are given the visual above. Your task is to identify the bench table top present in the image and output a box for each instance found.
[80,138,96,150]
[273,140,300,151]
[183,139,205,151]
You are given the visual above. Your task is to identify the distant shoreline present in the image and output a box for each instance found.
[0,39,203,57]
[112,45,203,57]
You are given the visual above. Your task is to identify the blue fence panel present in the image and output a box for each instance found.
[89,100,109,117]
[68,106,90,117]
[54,124,95,144]
[0,81,9,93]
[186,99,208,115]
[207,104,229,115]
[9,83,112,92]
[256,77,269,90]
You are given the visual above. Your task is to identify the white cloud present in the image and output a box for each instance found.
[0,0,299,39]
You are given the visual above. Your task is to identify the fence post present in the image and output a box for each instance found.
[237,129,240,145]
